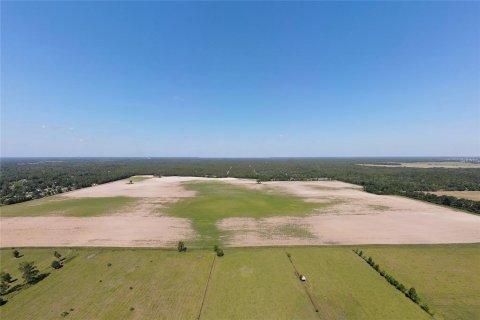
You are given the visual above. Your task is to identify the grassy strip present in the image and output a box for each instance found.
[353,249,434,317]
[197,254,216,320]
[285,251,321,315]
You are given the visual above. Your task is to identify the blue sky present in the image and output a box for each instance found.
[2,1,479,157]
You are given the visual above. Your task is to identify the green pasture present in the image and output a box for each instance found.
[362,244,480,320]
[3,244,475,320]
[164,182,324,246]
[0,197,135,217]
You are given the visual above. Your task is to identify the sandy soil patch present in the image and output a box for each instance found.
[0,216,193,247]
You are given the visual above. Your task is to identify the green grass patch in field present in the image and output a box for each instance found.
[361,244,480,320]
[124,175,152,183]
[0,196,135,217]
[164,182,323,246]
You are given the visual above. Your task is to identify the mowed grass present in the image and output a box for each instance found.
[165,182,323,246]
[287,247,430,320]
[362,244,480,320]
[2,245,478,319]
[0,248,212,319]
[201,248,317,319]
[0,196,135,217]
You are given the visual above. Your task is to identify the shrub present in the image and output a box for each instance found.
[51,260,62,269]
[177,241,187,252]
[379,270,385,277]
[407,287,420,304]
[12,250,20,258]
[0,297,6,306]
[130,307,135,311]
[216,249,224,257]
[367,257,373,265]
[359,250,363,257]
[213,245,219,252]
[18,261,39,284]
[107,263,112,267]
[61,311,69,317]
[0,272,12,283]
[0,281,10,295]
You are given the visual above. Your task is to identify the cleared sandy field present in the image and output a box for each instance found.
[1,177,479,247]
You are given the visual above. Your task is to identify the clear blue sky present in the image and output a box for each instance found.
[2,1,479,157]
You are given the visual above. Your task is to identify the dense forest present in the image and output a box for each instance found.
[1,158,479,214]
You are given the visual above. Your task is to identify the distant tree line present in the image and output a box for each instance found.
[1,158,479,214]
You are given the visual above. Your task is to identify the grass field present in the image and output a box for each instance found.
[0,196,135,217]
[362,244,480,320]
[429,191,480,201]
[2,245,476,319]
[165,182,324,246]
[125,175,153,183]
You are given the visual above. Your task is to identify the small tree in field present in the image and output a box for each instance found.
[216,249,224,257]
[0,272,12,283]
[51,260,62,270]
[0,281,10,295]
[19,261,39,284]
[407,287,420,303]
[54,251,62,259]
[177,241,187,252]
[12,250,20,258]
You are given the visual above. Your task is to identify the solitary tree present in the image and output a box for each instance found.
[51,260,62,270]
[12,250,20,258]
[0,272,12,283]
[54,251,62,259]
[177,241,187,252]
[19,261,39,284]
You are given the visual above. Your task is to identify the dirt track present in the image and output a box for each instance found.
[1,177,479,247]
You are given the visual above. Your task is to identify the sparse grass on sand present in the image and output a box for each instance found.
[0,196,135,217]
[4,245,470,319]
[362,244,480,320]
[164,182,324,246]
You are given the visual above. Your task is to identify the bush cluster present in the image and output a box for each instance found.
[177,241,187,252]
[353,249,434,316]
[213,245,224,257]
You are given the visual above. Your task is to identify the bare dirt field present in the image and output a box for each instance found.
[1,177,479,247]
